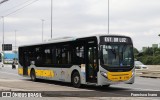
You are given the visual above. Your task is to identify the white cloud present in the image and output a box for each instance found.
[0,0,160,51]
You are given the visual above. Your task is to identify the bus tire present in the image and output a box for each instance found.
[30,69,36,81]
[71,71,81,88]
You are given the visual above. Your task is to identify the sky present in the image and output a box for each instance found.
[0,0,160,51]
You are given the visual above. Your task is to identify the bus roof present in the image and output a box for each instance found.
[19,33,131,47]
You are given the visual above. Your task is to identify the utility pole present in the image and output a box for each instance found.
[41,19,45,42]
[108,0,110,34]
[15,30,17,51]
[51,0,53,38]
[1,16,4,51]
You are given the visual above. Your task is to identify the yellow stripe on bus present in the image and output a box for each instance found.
[28,69,31,76]
[35,69,54,78]
[108,71,132,81]
[18,68,23,75]
[19,68,54,78]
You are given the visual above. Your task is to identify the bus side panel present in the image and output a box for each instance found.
[97,66,109,85]
[18,63,24,76]
[29,66,61,81]
[69,65,86,84]
[28,65,86,84]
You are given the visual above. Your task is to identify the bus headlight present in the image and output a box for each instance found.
[100,71,108,78]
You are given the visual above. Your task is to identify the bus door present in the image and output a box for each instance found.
[86,41,98,83]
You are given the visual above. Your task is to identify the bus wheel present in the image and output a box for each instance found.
[72,72,81,88]
[30,69,36,81]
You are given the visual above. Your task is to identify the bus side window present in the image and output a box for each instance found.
[51,47,56,64]
[62,45,72,64]
[44,48,52,64]
[73,46,84,65]
[61,48,66,64]
[56,48,61,64]
[35,47,43,66]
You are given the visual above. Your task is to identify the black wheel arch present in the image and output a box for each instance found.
[71,69,80,79]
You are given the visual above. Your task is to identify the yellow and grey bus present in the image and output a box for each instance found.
[18,34,134,87]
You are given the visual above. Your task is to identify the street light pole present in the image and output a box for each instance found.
[1,16,5,51]
[15,30,17,51]
[0,0,9,52]
[108,0,110,34]
[41,19,45,42]
[51,0,53,39]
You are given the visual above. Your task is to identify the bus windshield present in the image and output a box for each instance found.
[100,44,134,67]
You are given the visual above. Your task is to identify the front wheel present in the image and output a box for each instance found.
[30,69,36,81]
[71,72,81,88]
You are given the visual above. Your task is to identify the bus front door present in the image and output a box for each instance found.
[86,44,98,83]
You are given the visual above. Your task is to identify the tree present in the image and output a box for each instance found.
[143,47,153,56]
[133,47,139,54]
[133,47,139,60]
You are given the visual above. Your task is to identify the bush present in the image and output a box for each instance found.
[138,56,153,65]
[152,56,160,65]
[135,47,160,65]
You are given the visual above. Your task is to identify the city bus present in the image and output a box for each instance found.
[18,34,135,87]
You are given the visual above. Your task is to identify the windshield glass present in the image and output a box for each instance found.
[100,44,133,67]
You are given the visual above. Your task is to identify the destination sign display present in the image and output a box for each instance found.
[100,36,132,44]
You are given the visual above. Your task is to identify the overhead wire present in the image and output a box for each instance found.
[1,0,39,17]
[1,0,35,14]
[5,0,39,17]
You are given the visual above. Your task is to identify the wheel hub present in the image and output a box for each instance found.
[74,76,79,84]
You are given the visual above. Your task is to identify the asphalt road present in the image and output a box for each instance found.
[0,64,159,100]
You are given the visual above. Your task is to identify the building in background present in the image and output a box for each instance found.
[152,44,158,48]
